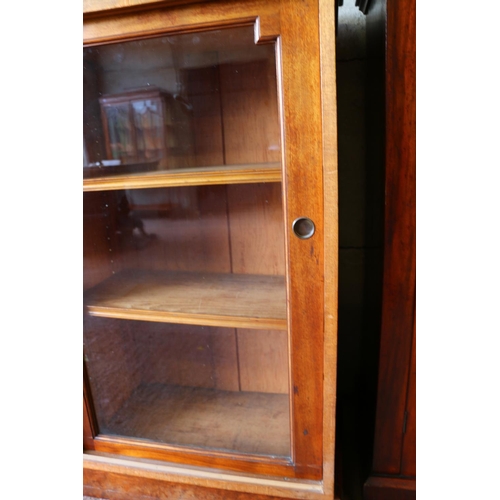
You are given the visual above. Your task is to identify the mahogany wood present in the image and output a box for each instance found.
[401,318,416,476]
[364,0,416,497]
[364,476,416,500]
[370,0,416,475]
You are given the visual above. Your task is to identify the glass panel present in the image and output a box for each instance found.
[83,181,289,457]
[84,317,289,457]
[83,26,281,180]
[84,25,288,461]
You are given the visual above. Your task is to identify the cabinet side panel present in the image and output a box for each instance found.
[372,0,416,475]
[364,477,416,500]
[401,318,416,476]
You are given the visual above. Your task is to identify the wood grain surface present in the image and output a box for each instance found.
[401,318,416,476]
[83,163,282,191]
[319,0,339,495]
[99,383,290,456]
[84,269,287,330]
[84,0,211,17]
[371,0,416,476]
[83,0,281,46]
[278,0,325,475]
[84,460,329,500]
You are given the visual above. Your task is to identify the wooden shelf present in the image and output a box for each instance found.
[101,383,290,457]
[83,163,282,192]
[84,269,287,330]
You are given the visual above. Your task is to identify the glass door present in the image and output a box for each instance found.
[83,26,290,460]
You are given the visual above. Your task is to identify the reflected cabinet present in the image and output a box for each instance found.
[83,1,338,499]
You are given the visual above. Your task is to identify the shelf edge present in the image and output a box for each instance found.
[83,164,282,192]
[86,306,288,331]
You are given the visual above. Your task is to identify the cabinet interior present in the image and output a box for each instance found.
[83,26,291,459]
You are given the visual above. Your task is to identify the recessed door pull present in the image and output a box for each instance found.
[292,217,315,239]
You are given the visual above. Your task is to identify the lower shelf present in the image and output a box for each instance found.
[100,383,291,458]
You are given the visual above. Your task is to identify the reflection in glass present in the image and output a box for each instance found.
[132,99,164,160]
[105,104,133,160]
[83,27,280,178]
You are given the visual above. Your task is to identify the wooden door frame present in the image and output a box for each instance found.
[83,0,339,498]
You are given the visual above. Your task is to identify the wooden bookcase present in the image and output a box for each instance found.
[83,1,338,499]
[96,86,197,168]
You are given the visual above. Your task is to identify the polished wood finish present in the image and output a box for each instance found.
[371,0,416,474]
[83,0,281,46]
[84,457,331,500]
[401,318,416,476]
[319,0,339,495]
[83,0,339,496]
[278,0,325,475]
[364,477,416,500]
[364,0,416,497]
[84,0,211,18]
[92,437,297,478]
[84,269,287,330]
[84,163,282,191]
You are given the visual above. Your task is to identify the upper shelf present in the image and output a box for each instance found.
[83,163,282,192]
[84,269,287,331]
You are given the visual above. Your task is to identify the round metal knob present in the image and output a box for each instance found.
[292,217,315,239]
